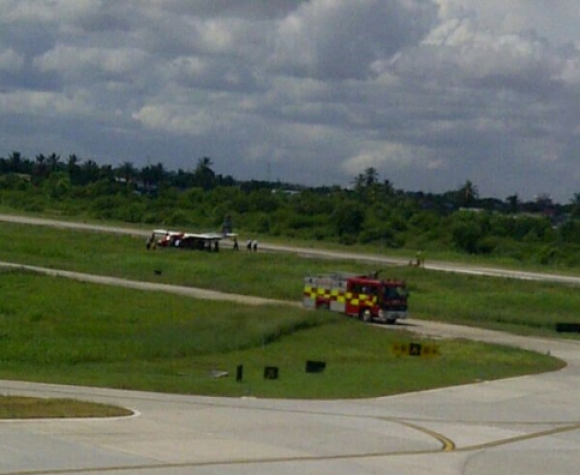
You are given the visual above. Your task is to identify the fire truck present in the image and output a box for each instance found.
[303,273,408,324]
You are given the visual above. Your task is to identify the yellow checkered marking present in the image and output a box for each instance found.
[304,285,344,302]
[304,286,377,307]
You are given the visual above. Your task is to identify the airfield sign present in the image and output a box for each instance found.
[392,342,440,357]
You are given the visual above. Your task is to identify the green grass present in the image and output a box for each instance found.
[0,396,132,419]
[0,221,390,300]
[1,221,579,339]
[404,268,580,336]
[2,205,580,277]
[0,269,563,398]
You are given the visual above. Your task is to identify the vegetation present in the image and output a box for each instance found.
[0,397,132,419]
[0,269,563,399]
[2,152,580,270]
[1,221,579,339]
[0,151,575,403]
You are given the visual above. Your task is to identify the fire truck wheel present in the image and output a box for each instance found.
[360,309,372,322]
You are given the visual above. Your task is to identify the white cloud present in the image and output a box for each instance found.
[559,54,580,85]
[35,45,148,78]
[274,0,438,79]
[132,104,218,136]
[1,0,60,23]
[385,17,566,92]
[1,1,580,201]
[0,89,85,116]
[197,19,244,54]
[0,47,24,72]
[436,0,580,45]
[341,142,434,176]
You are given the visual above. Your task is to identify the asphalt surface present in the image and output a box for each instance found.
[0,213,579,474]
[0,322,578,475]
[3,212,580,285]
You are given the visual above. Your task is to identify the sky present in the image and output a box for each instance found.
[1,1,580,203]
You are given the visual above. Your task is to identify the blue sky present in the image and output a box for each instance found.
[1,1,580,202]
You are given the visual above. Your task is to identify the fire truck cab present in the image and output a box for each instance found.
[303,273,408,324]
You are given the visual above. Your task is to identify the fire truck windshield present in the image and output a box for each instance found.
[384,285,407,300]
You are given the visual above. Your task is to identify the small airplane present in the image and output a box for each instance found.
[146,228,238,252]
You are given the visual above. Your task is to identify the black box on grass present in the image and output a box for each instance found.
[264,366,279,380]
[305,360,326,373]
[236,365,244,382]
[556,323,580,333]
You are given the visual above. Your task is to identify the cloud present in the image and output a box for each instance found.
[0,47,24,72]
[35,45,148,80]
[1,1,580,202]
[132,104,223,136]
[0,89,82,115]
[378,18,562,95]
[274,0,438,80]
[341,142,431,176]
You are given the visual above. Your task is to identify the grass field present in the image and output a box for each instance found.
[0,396,132,419]
[0,267,565,399]
[1,221,579,338]
[0,219,575,402]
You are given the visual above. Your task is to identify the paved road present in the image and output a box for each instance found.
[2,212,580,285]
[1,214,580,474]
[0,261,294,307]
[0,321,578,475]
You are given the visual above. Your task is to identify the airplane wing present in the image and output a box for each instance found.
[149,228,237,251]
[185,233,223,241]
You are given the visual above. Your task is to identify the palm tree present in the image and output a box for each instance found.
[353,167,379,191]
[66,154,79,170]
[363,167,379,187]
[34,153,48,178]
[457,180,478,207]
[381,178,395,196]
[194,157,216,190]
[7,151,24,173]
[115,161,137,182]
[196,156,213,172]
[79,160,101,184]
[47,153,61,172]
[140,162,167,188]
[506,194,520,214]
[67,154,82,185]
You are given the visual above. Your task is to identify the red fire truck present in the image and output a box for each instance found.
[303,273,408,324]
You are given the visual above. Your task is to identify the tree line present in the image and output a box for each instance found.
[2,151,580,268]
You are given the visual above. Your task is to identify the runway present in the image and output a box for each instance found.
[0,320,579,475]
[2,212,580,286]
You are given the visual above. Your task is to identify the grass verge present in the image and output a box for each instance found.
[0,269,564,399]
[0,221,579,339]
[0,396,132,419]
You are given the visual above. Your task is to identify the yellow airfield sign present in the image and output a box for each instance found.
[392,342,440,357]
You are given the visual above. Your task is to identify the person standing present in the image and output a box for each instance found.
[416,250,425,267]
